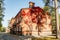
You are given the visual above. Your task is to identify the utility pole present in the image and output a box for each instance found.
[54,0,59,38]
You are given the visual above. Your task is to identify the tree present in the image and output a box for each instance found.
[0,0,4,32]
[42,0,60,38]
[42,0,60,6]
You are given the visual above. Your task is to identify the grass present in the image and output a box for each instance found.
[32,36,60,40]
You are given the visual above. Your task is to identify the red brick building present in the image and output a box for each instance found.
[9,2,52,36]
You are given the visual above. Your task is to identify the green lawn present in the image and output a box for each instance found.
[32,36,60,40]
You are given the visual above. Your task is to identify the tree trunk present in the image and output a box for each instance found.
[54,0,59,38]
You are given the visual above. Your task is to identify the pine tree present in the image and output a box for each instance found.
[0,0,4,32]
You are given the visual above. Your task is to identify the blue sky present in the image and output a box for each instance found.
[2,0,44,27]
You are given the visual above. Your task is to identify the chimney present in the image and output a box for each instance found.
[29,2,35,8]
